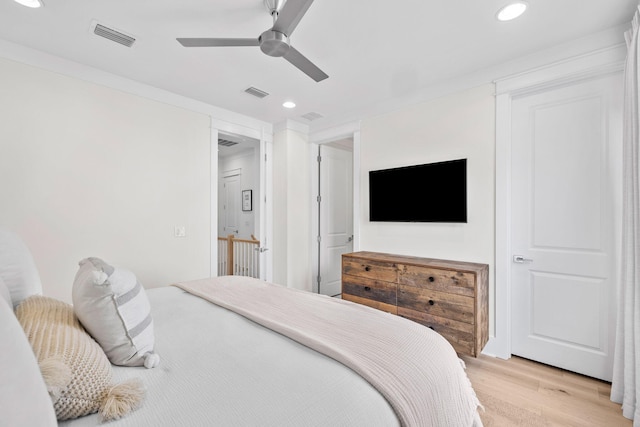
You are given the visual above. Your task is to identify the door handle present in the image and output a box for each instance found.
[254,247,269,253]
[347,235,353,243]
[513,255,533,263]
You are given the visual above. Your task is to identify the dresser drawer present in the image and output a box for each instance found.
[342,257,398,283]
[398,264,475,298]
[398,307,475,356]
[397,284,475,324]
[342,275,396,306]
[343,294,397,314]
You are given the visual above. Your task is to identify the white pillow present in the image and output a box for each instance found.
[0,293,57,426]
[0,229,43,308]
[72,257,159,369]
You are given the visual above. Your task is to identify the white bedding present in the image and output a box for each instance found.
[60,285,400,427]
[175,276,483,427]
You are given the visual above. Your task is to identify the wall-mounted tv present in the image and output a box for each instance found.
[369,158,467,223]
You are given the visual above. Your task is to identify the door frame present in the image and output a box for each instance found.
[210,119,273,280]
[310,122,361,293]
[488,45,626,359]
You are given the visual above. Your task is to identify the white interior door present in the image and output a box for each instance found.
[318,145,353,296]
[222,173,241,237]
[510,73,622,381]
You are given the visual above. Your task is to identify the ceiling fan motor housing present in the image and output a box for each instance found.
[259,30,290,57]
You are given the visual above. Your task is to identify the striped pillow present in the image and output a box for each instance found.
[72,257,159,368]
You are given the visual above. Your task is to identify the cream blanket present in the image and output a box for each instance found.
[173,276,483,427]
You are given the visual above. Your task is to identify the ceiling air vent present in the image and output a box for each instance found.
[93,23,136,47]
[244,87,269,99]
[301,112,324,121]
[218,139,239,147]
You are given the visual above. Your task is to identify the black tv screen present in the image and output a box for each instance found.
[369,158,467,223]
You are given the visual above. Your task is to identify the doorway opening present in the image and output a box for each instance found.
[217,132,261,278]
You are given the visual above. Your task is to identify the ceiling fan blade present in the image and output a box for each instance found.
[177,38,259,47]
[272,0,315,36]
[283,46,328,82]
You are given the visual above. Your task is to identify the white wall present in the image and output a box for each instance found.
[0,57,212,303]
[218,149,257,240]
[272,125,312,291]
[359,84,496,333]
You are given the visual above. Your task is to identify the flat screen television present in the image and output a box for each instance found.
[369,158,467,223]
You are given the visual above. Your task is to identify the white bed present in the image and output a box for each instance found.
[0,230,483,426]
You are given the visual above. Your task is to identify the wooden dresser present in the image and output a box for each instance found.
[341,251,489,357]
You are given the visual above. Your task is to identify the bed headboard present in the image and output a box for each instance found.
[0,229,43,308]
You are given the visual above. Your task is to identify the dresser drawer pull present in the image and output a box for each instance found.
[428,299,435,306]
[364,286,371,292]
[364,266,371,272]
[428,276,435,282]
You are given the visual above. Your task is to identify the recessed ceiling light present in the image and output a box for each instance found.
[496,2,527,21]
[14,0,43,8]
[283,101,296,109]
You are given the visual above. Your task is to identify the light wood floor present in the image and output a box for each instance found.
[461,354,632,427]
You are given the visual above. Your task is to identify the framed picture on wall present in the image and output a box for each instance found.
[242,190,252,211]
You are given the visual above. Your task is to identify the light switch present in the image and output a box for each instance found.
[174,226,186,237]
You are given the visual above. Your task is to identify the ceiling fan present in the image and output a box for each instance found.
[177,0,328,82]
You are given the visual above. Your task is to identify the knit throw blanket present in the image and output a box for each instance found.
[173,276,483,427]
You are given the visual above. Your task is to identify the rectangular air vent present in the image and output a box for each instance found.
[301,112,324,121]
[244,87,269,99]
[93,23,136,47]
[218,139,239,147]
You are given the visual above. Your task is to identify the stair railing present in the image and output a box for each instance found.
[217,234,260,278]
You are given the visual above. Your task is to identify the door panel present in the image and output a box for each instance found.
[529,272,603,349]
[318,145,353,296]
[223,174,240,236]
[530,96,603,251]
[510,73,621,381]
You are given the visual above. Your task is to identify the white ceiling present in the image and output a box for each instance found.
[0,0,635,130]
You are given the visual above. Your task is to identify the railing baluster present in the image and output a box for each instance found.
[218,235,260,278]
